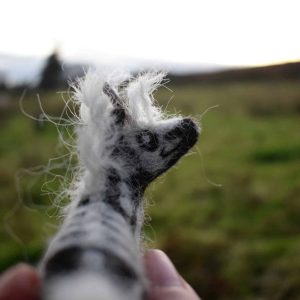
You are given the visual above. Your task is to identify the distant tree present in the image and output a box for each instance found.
[0,82,7,91]
[0,72,7,91]
[38,51,62,90]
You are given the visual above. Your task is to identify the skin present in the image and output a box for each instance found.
[144,250,200,300]
[0,250,200,300]
[0,264,40,300]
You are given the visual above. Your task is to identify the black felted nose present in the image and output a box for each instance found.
[165,118,199,148]
[180,118,199,147]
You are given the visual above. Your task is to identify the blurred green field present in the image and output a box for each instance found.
[0,80,300,300]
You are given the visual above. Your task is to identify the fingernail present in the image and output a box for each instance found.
[144,249,182,287]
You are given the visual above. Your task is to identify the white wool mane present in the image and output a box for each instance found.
[72,70,166,126]
[70,70,167,196]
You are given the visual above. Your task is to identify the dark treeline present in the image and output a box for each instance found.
[168,61,300,85]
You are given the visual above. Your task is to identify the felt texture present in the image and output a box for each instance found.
[39,70,200,300]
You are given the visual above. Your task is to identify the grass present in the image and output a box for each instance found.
[0,80,300,299]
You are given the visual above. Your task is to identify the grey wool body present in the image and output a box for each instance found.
[39,70,200,300]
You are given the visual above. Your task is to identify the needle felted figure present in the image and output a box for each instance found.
[39,71,200,300]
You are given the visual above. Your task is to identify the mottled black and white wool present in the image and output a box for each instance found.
[39,70,200,300]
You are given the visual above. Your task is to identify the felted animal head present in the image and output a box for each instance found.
[73,71,199,191]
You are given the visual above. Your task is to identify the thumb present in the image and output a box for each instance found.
[144,250,200,300]
[0,264,40,300]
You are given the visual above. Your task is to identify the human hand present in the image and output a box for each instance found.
[144,249,200,300]
[0,250,200,300]
[0,264,40,300]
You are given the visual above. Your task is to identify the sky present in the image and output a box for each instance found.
[1,0,300,69]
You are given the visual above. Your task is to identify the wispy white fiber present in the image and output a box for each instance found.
[71,69,168,197]
[126,71,166,125]
[40,68,199,300]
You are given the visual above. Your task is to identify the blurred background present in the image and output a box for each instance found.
[1,0,300,299]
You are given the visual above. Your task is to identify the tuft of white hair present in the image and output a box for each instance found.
[70,70,168,196]
[126,71,166,125]
[72,69,166,126]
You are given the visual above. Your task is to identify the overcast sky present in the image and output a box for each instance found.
[1,0,300,68]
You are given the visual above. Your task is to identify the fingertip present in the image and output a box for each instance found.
[19,264,40,289]
[144,250,201,300]
[144,249,183,288]
[147,286,200,300]
[0,264,41,300]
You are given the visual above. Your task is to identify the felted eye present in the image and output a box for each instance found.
[136,130,159,152]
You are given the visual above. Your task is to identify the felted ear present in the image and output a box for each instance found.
[103,83,123,107]
[103,83,127,125]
